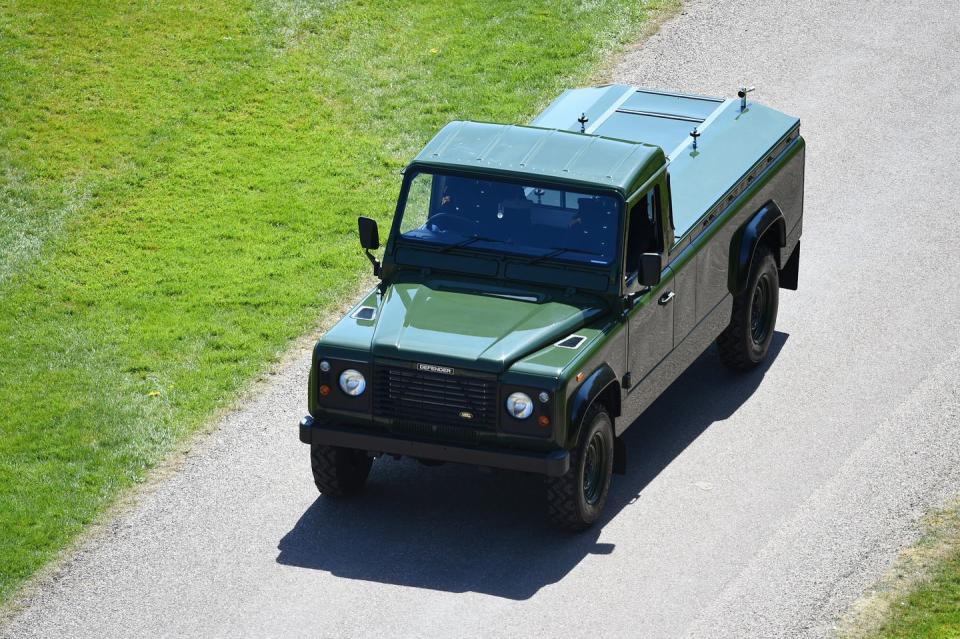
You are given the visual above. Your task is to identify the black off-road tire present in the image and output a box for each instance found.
[546,404,614,531]
[717,243,779,371]
[310,444,372,497]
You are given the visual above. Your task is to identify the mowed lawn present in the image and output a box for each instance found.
[866,506,960,639]
[874,555,960,639]
[0,0,670,602]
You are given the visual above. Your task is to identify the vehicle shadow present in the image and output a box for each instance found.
[276,332,789,600]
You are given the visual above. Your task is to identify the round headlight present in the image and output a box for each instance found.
[506,392,534,419]
[338,369,366,396]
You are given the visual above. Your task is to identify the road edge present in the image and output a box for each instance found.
[836,498,960,638]
[0,276,376,626]
[0,2,687,625]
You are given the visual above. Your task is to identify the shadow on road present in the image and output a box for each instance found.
[277,332,789,600]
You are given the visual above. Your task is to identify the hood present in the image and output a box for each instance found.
[371,282,603,373]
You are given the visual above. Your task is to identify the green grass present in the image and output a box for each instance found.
[875,555,960,638]
[867,507,960,639]
[0,0,672,603]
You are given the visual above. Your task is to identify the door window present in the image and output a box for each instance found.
[625,186,663,276]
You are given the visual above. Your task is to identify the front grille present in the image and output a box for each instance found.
[374,365,497,430]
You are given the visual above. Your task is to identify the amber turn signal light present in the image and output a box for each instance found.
[319,384,331,397]
[537,415,551,428]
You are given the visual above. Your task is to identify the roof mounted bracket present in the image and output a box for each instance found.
[738,86,755,111]
[577,112,589,133]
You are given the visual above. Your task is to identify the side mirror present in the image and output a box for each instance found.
[638,253,662,287]
[358,216,380,250]
[358,216,382,277]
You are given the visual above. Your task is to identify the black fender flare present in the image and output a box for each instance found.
[729,201,786,295]
[566,363,619,449]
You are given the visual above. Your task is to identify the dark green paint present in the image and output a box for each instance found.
[413,120,665,195]
[303,85,805,474]
[370,281,602,373]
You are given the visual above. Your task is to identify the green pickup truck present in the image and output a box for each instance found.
[299,85,804,529]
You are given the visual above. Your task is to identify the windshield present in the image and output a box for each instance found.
[396,171,621,266]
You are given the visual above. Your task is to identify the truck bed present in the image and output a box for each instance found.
[533,86,800,239]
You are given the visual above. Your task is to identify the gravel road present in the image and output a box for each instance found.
[4,0,960,637]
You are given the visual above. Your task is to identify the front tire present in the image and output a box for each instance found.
[310,444,372,497]
[718,244,779,371]
[546,404,614,531]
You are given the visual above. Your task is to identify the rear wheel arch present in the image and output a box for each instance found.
[729,201,787,295]
[718,243,780,371]
[761,218,786,266]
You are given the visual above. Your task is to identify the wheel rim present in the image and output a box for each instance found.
[582,431,607,506]
[750,274,773,345]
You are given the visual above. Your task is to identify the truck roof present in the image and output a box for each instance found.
[534,85,728,156]
[412,85,800,239]
[536,85,801,236]
[411,121,666,195]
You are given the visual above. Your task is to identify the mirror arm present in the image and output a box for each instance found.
[364,248,382,278]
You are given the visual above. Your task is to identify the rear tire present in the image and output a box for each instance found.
[546,404,614,531]
[718,244,779,371]
[310,444,372,497]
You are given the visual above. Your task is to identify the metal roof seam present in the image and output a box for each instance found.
[584,85,636,135]
[429,121,462,158]
[666,98,737,160]
[558,133,597,175]
[517,131,551,168]
[475,124,511,162]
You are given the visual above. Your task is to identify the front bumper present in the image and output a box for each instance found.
[299,415,569,477]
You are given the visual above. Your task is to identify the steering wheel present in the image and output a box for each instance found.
[425,213,477,234]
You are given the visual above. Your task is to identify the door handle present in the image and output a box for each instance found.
[658,290,675,305]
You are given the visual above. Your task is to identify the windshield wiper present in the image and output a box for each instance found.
[438,234,509,253]
[525,246,603,265]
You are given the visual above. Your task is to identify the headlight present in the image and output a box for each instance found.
[338,369,366,396]
[506,392,534,419]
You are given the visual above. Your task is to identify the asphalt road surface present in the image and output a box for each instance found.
[5,0,960,637]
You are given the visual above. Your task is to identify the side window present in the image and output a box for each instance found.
[625,186,663,275]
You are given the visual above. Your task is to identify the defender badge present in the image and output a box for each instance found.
[459,411,474,420]
[418,363,454,375]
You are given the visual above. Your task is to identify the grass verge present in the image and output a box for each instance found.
[0,0,677,605]
[839,499,960,639]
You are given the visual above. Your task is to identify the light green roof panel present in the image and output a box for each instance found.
[594,111,695,155]
[668,100,800,236]
[532,85,636,132]
[535,85,728,157]
[621,89,724,120]
[412,121,665,194]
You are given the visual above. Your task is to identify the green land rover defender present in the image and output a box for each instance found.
[299,85,804,529]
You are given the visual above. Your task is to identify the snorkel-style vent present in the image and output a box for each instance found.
[556,335,586,349]
[351,306,377,321]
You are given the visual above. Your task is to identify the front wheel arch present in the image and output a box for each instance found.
[566,364,620,449]
[547,403,615,530]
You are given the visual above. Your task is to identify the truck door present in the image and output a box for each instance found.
[627,268,676,384]
[624,186,675,385]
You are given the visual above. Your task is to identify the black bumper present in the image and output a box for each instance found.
[299,415,569,477]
